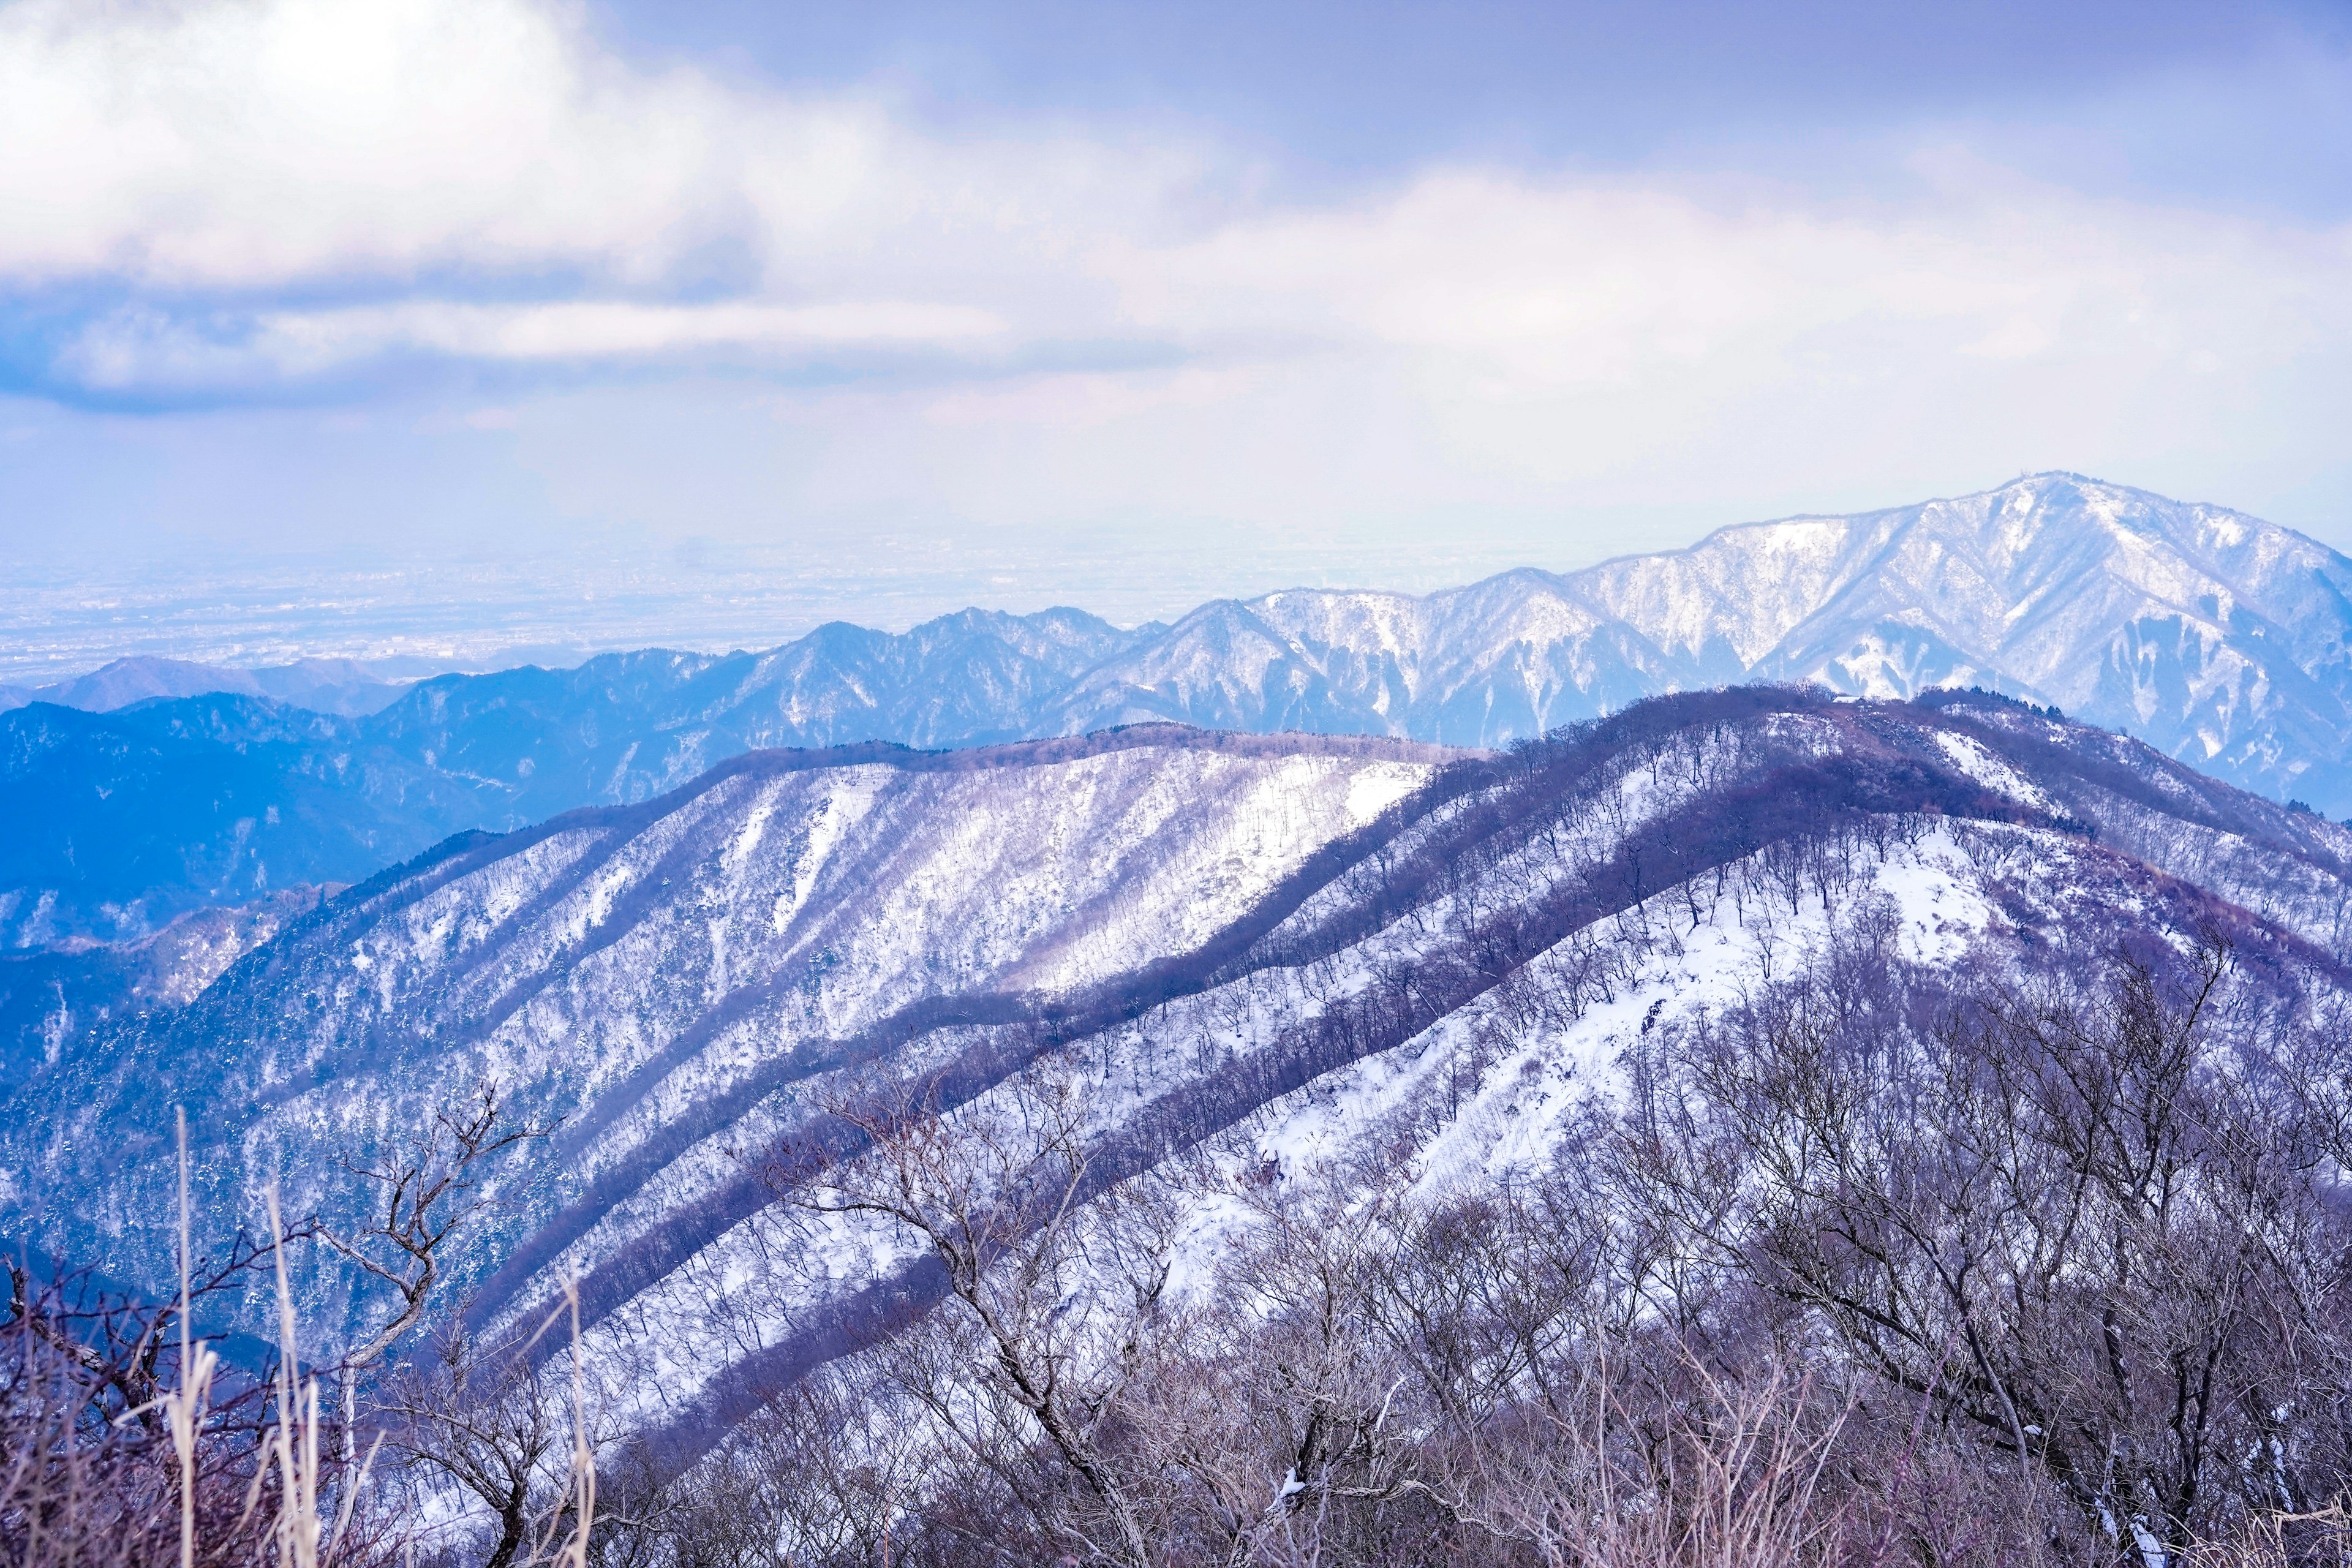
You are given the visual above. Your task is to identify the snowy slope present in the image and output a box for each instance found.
[11,691,2352,1477]
[552,689,2352,1460]
[0,728,1447,1325]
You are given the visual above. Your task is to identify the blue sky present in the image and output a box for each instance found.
[2,0,2349,652]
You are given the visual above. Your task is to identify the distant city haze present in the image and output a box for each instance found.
[0,515,1603,684]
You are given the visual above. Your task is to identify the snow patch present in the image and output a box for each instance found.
[1931,730,2057,813]
[1344,763,1422,826]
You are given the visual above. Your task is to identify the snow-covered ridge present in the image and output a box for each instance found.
[10,690,2352,1471]
[558,693,2352,1455]
[1035,473,2352,816]
[2,728,1453,1325]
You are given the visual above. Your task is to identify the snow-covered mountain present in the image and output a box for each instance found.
[12,689,2352,1472]
[11,473,2351,952]
[2,726,1444,1310]
[1061,473,2352,811]
[1575,472,2352,805]
[1043,570,1680,742]
[0,888,336,1087]
[0,612,1157,946]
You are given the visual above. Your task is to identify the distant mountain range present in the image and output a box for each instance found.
[0,655,413,717]
[9,472,2352,949]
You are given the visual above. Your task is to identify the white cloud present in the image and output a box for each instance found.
[2,0,2348,560]
[56,298,1011,387]
[0,0,1192,299]
[1,0,731,284]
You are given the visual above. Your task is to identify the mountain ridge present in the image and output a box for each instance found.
[15,689,2352,1474]
[0,655,413,717]
[11,473,2352,948]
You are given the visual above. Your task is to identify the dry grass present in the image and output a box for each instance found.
[2185,1507,2352,1568]
[2,1114,597,1568]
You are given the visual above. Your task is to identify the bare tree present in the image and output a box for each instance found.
[375,1319,572,1568]
[317,1082,551,1454]
[774,1067,1171,1568]
[1608,930,2352,1560]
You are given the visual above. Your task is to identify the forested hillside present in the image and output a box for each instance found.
[13,688,2352,1564]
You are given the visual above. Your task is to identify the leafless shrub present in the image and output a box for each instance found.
[2,1088,570,1568]
[617,924,2352,1568]
[1,1161,393,1567]
[2184,1505,2352,1568]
